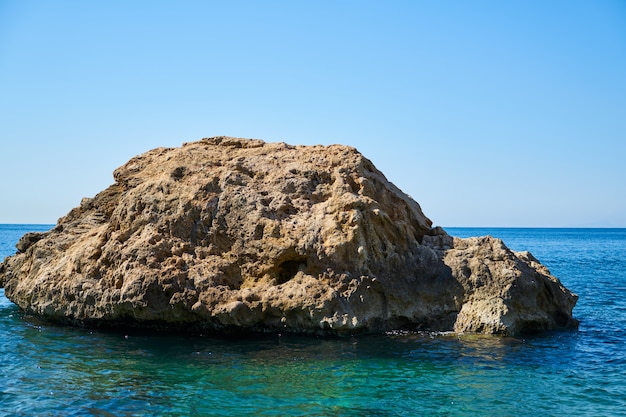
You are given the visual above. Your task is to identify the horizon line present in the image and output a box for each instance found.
[1,223,625,229]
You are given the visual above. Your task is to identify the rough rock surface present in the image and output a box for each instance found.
[0,137,578,335]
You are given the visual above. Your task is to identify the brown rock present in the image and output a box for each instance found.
[0,137,578,335]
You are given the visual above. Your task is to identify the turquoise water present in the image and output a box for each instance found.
[1,225,625,416]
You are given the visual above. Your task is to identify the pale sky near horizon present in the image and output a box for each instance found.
[1,1,625,227]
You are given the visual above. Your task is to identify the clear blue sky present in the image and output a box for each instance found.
[1,1,625,227]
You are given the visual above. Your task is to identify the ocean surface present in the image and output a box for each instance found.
[1,225,625,416]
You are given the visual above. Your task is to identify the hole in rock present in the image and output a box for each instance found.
[276,259,307,284]
[171,166,187,180]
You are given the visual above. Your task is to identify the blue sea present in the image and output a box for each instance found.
[1,225,625,416]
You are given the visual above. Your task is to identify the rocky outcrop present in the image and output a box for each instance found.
[0,137,578,335]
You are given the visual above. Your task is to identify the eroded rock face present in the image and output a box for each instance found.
[0,137,578,335]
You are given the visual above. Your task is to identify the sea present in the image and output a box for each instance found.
[1,225,625,416]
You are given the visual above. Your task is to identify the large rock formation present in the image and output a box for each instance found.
[0,137,578,335]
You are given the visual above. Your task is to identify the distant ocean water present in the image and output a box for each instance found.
[1,225,625,416]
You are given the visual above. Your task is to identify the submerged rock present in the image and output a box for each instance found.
[0,137,578,335]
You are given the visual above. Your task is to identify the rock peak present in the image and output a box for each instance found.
[197,136,266,148]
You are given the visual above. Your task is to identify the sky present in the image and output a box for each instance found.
[1,1,625,227]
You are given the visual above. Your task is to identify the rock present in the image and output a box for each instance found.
[444,237,579,334]
[15,232,46,253]
[0,137,578,335]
